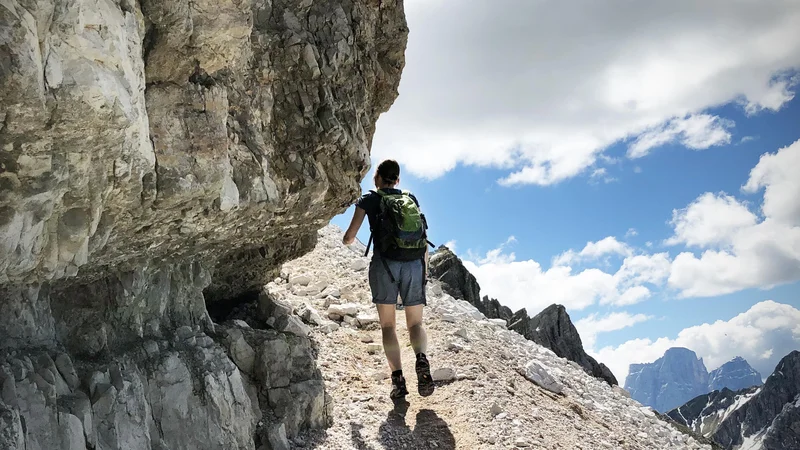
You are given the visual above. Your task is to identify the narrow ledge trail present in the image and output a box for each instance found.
[267,226,711,450]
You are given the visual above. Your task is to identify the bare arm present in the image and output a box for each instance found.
[343,207,367,245]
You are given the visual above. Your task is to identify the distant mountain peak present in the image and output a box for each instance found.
[625,349,762,413]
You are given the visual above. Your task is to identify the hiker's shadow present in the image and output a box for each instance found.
[378,399,455,450]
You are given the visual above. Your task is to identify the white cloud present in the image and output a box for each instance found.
[575,311,652,349]
[625,228,638,238]
[373,0,800,185]
[444,240,457,253]
[464,237,663,313]
[743,139,800,227]
[666,193,758,248]
[667,140,800,297]
[628,114,734,158]
[592,300,800,383]
[554,236,632,266]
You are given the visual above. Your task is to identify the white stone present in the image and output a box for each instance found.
[432,367,456,382]
[327,303,360,317]
[356,312,379,327]
[366,343,383,354]
[289,275,313,286]
[319,322,340,334]
[350,259,368,271]
[488,318,507,328]
[521,360,564,395]
[343,315,359,327]
[281,316,311,337]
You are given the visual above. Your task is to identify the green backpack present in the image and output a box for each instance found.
[365,190,431,261]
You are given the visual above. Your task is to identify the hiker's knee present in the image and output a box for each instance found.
[407,322,425,335]
[381,323,397,334]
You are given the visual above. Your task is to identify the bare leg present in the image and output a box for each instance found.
[376,304,402,371]
[404,305,427,355]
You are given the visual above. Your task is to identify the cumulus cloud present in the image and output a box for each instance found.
[592,300,800,383]
[553,236,632,266]
[628,114,734,158]
[575,312,653,350]
[667,140,800,297]
[372,0,800,185]
[463,238,665,313]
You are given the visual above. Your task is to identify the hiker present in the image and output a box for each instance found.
[342,159,435,399]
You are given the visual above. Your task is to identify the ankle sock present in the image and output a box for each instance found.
[392,369,403,378]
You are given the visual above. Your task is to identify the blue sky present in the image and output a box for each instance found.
[334,0,800,382]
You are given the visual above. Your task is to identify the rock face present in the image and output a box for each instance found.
[712,351,800,450]
[626,351,764,414]
[428,246,513,323]
[427,246,618,386]
[0,1,407,448]
[707,357,763,393]
[626,347,710,413]
[509,304,618,386]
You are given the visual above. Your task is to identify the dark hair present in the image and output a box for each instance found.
[377,159,400,183]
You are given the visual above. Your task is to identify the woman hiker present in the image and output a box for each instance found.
[342,159,435,399]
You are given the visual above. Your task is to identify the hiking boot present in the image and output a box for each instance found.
[415,353,435,397]
[390,372,408,399]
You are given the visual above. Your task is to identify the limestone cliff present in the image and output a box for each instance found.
[0,0,407,448]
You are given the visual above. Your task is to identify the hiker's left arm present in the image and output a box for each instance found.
[343,207,366,245]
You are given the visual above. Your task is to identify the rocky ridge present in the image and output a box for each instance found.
[428,246,617,386]
[711,351,800,450]
[257,226,713,449]
[0,1,407,448]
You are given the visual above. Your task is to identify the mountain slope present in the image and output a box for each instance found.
[262,226,712,449]
[428,246,617,386]
[712,351,800,450]
[667,386,761,437]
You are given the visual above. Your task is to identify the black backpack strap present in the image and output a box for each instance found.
[380,257,399,286]
[364,233,373,257]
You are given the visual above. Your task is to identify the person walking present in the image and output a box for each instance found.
[342,159,435,399]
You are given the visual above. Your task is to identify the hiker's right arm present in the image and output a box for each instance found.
[343,207,366,245]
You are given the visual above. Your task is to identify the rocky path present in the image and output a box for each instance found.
[266,226,712,450]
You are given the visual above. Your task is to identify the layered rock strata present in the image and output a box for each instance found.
[0,0,407,448]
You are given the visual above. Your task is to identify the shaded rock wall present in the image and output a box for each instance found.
[0,0,407,448]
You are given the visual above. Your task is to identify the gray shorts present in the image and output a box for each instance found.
[368,255,427,306]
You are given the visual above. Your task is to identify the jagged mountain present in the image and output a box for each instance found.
[667,386,762,438]
[712,351,800,450]
[626,347,711,412]
[428,246,617,386]
[708,357,763,393]
[510,305,619,386]
[427,246,513,323]
[626,350,765,414]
